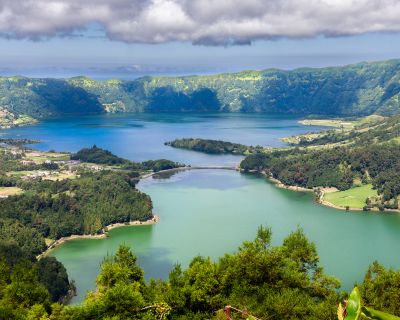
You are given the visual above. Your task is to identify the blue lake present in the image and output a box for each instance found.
[3,113,400,304]
[1,113,324,166]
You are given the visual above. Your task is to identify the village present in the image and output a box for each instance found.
[0,142,105,198]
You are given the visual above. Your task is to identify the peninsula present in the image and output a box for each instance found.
[241,114,400,212]
[0,142,185,256]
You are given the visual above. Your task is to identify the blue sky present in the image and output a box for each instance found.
[1,1,400,78]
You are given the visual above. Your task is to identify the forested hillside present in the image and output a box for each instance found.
[0,144,186,257]
[1,59,400,126]
[0,167,154,255]
[240,115,400,211]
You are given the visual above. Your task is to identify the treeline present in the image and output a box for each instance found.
[0,145,181,257]
[0,170,153,253]
[0,145,181,309]
[141,159,184,172]
[71,145,127,165]
[0,138,40,146]
[241,142,400,209]
[292,115,400,147]
[0,242,73,311]
[2,227,400,319]
[71,145,184,172]
[165,138,263,155]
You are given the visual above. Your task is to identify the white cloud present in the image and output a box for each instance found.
[0,0,400,45]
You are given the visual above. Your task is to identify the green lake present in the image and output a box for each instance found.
[51,169,400,303]
[4,113,400,304]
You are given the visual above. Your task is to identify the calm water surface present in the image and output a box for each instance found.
[51,170,400,304]
[1,113,324,166]
[3,113,400,303]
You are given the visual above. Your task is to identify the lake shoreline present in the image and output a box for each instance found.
[39,166,240,259]
[319,195,400,214]
[38,215,160,259]
[268,175,314,193]
[141,156,399,214]
[36,153,399,260]
[254,170,400,214]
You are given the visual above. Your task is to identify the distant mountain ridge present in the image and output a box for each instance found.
[1,59,400,123]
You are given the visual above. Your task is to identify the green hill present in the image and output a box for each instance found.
[240,114,400,211]
[1,59,400,124]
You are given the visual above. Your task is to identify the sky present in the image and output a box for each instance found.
[1,0,400,78]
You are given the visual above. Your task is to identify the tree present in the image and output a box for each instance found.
[37,257,71,302]
[359,262,400,317]
[2,262,49,309]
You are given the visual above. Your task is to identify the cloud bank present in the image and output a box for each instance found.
[1,0,400,45]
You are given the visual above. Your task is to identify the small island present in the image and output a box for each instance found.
[165,138,264,155]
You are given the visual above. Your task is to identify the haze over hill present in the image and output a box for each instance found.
[1,59,400,128]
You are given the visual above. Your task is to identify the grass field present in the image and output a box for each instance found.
[0,187,23,197]
[324,184,377,209]
[25,152,70,163]
[299,119,355,129]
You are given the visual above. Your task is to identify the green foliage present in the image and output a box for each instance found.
[165,138,263,155]
[3,262,50,309]
[0,219,46,258]
[359,262,400,317]
[146,87,221,112]
[241,114,400,209]
[63,245,170,319]
[345,287,362,319]
[156,226,340,319]
[0,77,103,119]
[37,257,70,302]
[0,243,72,310]
[71,145,184,172]
[50,228,335,319]
[96,245,144,291]
[0,149,59,173]
[341,286,400,320]
[71,145,128,165]
[362,308,400,320]
[2,59,400,119]
[3,228,400,320]
[0,256,53,319]
[141,159,184,172]
[241,141,400,207]
[0,138,39,147]
[241,147,355,190]
[292,114,400,147]
[0,170,153,244]
[0,148,156,311]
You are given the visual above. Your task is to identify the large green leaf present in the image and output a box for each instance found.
[362,307,400,320]
[345,287,362,320]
